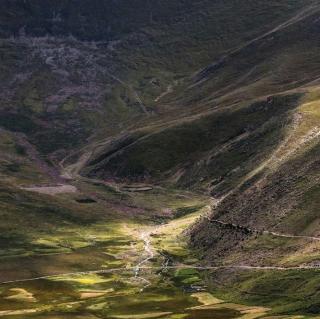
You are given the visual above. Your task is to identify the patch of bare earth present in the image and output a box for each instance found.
[21,184,77,195]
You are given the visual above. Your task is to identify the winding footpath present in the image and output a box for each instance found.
[208,218,320,242]
[2,264,320,286]
[21,184,77,195]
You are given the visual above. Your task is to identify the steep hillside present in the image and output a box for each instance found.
[0,0,311,159]
[80,1,320,192]
[191,89,320,263]
[187,90,320,315]
[82,94,300,192]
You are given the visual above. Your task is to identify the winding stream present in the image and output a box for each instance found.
[134,230,154,289]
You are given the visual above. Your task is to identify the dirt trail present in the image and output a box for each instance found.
[192,3,320,86]
[267,231,320,242]
[21,184,77,195]
[60,151,93,180]
[105,70,148,114]
[208,218,320,242]
[154,84,175,102]
[2,264,320,286]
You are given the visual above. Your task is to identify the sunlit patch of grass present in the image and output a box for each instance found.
[102,260,125,268]
[190,292,224,308]
[293,89,320,140]
[169,315,188,319]
[279,239,320,267]
[50,274,111,285]
[79,288,114,299]
[111,312,173,319]
[173,268,201,285]
[0,300,84,317]
[151,204,209,263]
[4,288,36,303]
[86,301,109,311]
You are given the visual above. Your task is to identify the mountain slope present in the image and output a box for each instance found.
[80,1,320,191]
[0,0,312,157]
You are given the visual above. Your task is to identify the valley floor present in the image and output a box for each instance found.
[0,181,319,318]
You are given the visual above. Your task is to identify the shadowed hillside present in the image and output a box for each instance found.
[81,1,320,191]
[0,0,312,156]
